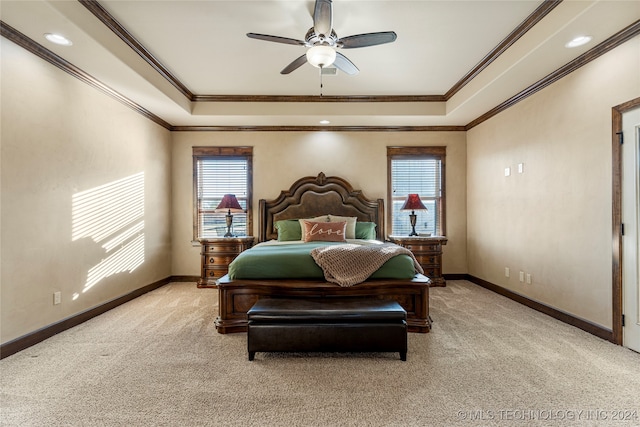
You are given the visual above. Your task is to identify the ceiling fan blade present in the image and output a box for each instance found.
[281,55,308,74]
[313,0,333,36]
[247,33,306,46]
[339,31,397,49]
[333,52,359,76]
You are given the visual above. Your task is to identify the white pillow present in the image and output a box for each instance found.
[328,215,357,239]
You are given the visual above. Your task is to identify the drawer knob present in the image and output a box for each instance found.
[209,257,215,263]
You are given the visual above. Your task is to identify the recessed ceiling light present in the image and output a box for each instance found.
[319,120,330,125]
[565,35,592,48]
[44,33,73,46]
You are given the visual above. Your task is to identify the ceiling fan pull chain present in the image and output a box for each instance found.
[320,68,324,97]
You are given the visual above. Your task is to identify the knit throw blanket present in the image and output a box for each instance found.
[310,243,424,287]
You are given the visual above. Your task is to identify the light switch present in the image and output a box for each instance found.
[518,163,524,173]
[505,167,511,177]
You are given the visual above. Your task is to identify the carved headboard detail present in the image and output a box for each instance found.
[259,172,384,242]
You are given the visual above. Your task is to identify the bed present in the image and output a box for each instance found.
[214,172,431,333]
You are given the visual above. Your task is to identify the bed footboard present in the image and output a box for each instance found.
[214,274,431,334]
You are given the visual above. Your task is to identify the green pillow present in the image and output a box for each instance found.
[276,219,376,241]
[355,222,377,240]
[275,219,302,241]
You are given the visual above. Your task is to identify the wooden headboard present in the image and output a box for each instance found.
[259,172,385,242]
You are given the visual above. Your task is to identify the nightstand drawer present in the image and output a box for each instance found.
[423,266,442,277]
[414,254,439,265]
[203,267,227,280]
[203,244,244,254]
[204,255,238,267]
[404,244,441,254]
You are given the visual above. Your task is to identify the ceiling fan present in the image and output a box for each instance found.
[247,0,397,75]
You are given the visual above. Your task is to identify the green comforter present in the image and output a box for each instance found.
[228,241,416,280]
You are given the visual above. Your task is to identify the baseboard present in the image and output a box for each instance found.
[0,276,183,359]
[443,273,468,280]
[170,275,200,282]
[3,274,614,358]
[466,274,614,343]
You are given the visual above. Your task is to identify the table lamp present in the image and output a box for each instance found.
[401,194,428,236]
[215,194,244,237]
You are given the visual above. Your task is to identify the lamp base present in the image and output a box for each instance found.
[224,214,234,238]
[408,212,418,236]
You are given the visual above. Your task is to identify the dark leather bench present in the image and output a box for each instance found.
[247,298,408,361]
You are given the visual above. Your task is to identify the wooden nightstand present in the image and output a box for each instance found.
[388,235,448,287]
[197,237,254,288]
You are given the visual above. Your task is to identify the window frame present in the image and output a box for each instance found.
[192,146,253,240]
[386,146,447,237]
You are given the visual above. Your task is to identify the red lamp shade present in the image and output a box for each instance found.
[215,194,243,213]
[401,194,427,237]
[215,194,244,237]
[401,194,427,211]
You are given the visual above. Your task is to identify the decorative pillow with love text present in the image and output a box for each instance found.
[301,220,347,242]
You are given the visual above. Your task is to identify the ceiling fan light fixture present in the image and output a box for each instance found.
[306,45,336,68]
[248,0,395,75]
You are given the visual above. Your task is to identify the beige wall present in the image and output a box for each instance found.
[466,37,640,329]
[171,131,468,276]
[6,24,635,347]
[1,39,173,344]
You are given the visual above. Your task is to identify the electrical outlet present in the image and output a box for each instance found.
[518,163,524,173]
[505,267,510,278]
[53,291,61,305]
[504,167,511,177]
[526,273,532,284]
[519,271,525,282]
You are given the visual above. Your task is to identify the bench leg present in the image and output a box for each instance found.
[400,352,407,361]
[248,351,255,361]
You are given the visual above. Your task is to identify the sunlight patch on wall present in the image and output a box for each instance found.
[85,234,145,291]
[72,172,145,293]
[72,173,144,242]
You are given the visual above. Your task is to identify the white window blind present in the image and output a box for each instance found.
[388,147,445,236]
[193,147,252,239]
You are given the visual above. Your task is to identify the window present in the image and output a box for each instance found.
[387,146,446,237]
[193,147,253,239]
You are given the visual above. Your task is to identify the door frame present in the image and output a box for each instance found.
[612,96,640,345]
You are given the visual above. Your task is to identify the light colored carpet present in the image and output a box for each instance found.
[1,280,639,426]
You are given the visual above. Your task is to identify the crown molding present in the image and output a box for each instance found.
[80,0,558,105]
[466,19,640,130]
[445,0,562,100]
[3,13,638,132]
[0,20,173,130]
[192,95,446,103]
[171,125,466,132]
[78,0,194,100]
